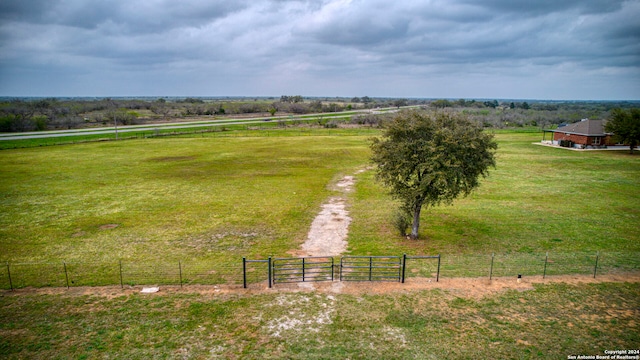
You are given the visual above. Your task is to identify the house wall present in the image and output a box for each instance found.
[552,133,618,147]
[553,132,589,145]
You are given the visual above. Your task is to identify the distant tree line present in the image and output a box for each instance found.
[0,96,637,132]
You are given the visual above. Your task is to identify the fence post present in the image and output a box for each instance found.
[489,253,495,281]
[6,262,13,291]
[119,260,124,289]
[331,258,335,282]
[178,261,183,289]
[268,257,272,288]
[369,257,373,281]
[242,257,247,289]
[436,254,441,282]
[543,252,548,279]
[401,254,407,283]
[593,252,599,279]
[63,262,69,289]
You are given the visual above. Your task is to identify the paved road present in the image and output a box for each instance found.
[0,118,319,140]
[0,108,402,141]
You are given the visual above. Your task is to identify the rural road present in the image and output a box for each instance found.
[0,108,403,141]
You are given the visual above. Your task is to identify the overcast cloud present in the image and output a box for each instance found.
[1,0,639,99]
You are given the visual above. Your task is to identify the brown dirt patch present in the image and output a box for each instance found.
[99,224,119,230]
[334,176,355,191]
[300,172,365,257]
[300,197,350,256]
[4,273,638,299]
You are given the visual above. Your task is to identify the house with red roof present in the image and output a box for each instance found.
[543,119,621,149]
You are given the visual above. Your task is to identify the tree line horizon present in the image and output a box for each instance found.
[0,96,637,133]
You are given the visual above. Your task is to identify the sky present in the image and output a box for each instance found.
[1,0,639,100]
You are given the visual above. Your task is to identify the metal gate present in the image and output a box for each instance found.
[340,256,402,282]
[272,257,334,284]
[242,254,439,288]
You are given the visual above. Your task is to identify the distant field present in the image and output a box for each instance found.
[0,129,638,279]
[0,118,375,150]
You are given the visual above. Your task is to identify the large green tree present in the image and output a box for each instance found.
[605,108,640,154]
[370,110,497,239]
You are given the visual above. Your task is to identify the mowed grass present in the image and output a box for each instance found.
[1,130,639,358]
[0,135,369,266]
[0,282,638,359]
[0,129,639,274]
[0,130,640,263]
[348,130,640,256]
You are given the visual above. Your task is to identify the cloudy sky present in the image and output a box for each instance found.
[1,0,639,99]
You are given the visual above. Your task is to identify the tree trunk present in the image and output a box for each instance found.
[410,204,422,240]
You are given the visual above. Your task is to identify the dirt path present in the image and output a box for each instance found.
[298,174,358,257]
[4,273,639,299]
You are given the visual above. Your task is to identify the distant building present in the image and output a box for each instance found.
[543,119,622,149]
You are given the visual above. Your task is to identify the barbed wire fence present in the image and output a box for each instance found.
[1,251,638,290]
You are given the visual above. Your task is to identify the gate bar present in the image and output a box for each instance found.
[340,256,402,282]
[401,254,406,283]
[243,257,272,289]
[272,257,334,284]
[242,257,246,288]
[268,257,272,288]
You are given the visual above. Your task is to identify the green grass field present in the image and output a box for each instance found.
[1,282,638,359]
[0,130,638,271]
[1,128,639,358]
[0,132,369,264]
[349,130,640,256]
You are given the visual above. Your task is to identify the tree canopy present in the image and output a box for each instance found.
[370,110,497,239]
[605,108,640,154]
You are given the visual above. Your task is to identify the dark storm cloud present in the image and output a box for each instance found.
[295,0,639,69]
[0,0,638,98]
[0,0,55,22]
[0,0,249,33]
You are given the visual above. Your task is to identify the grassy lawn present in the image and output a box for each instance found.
[1,282,638,359]
[0,133,369,264]
[0,129,639,286]
[1,129,638,358]
[348,130,640,256]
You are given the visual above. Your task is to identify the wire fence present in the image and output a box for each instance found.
[0,260,243,290]
[1,251,638,290]
[403,251,640,280]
